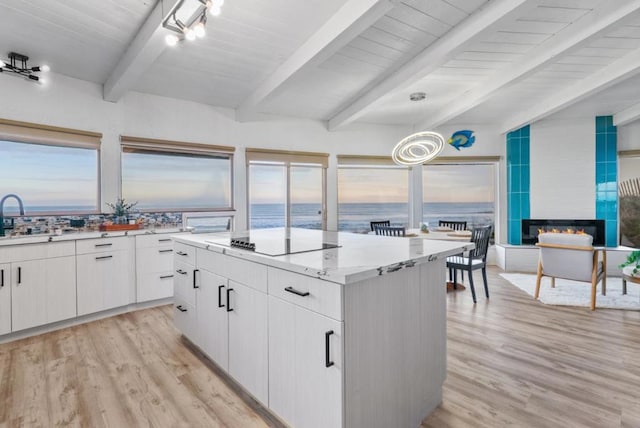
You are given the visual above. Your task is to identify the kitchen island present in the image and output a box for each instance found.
[172,228,473,428]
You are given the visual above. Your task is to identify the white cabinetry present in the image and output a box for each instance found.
[76,237,135,316]
[173,242,198,342]
[174,245,269,405]
[197,269,228,370]
[268,295,343,428]
[135,234,175,302]
[4,242,77,332]
[227,280,268,405]
[0,263,9,335]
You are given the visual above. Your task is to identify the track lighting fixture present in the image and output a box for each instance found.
[163,0,224,46]
[0,52,50,82]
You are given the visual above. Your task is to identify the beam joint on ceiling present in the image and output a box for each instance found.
[327,0,539,131]
[614,102,640,127]
[500,47,640,134]
[235,0,399,123]
[419,1,640,130]
[103,0,180,103]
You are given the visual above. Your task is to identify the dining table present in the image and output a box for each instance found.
[405,228,473,291]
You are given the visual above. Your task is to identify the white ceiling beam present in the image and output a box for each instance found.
[421,1,640,130]
[327,0,539,131]
[103,0,180,102]
[500,48,640,134]
[614,102,640,127]
[235,0,398,122]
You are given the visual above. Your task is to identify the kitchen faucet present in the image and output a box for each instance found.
[0,194,25,237]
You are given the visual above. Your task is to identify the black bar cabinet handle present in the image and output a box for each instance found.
[325,330,335,368]
[160,274,174,279]
[176,305,187,312]
[193,269,199,289]
[95,243,113,247]
[95,255,113,260]
[226,288,234,312]
[159,249,173,253]
[176,251,188,256]
[0,269,3,287]
[285,286,310,297]
[218,284,226,308]
[158,238,171,242]
[17,267,21,284]
[176,269,187,275]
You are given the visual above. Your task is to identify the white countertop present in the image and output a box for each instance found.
[0,227,184,247]
[173,227,474,284]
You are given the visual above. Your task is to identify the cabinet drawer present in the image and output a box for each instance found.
[76,236,131,254]
[135,234,175,249]
[173,298,198,343]
[268,267,342,321]
[198,249,267,293]
[137,270,174,302]
[174,261,197,307]
[136,246,174,274]
[174,242,196,266]
[1,241,75,262]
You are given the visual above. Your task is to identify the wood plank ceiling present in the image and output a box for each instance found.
[2,0,640,130]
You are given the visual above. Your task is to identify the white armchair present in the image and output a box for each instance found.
[535,232,606,310]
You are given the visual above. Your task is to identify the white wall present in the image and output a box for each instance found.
[530,118,596,219]
[0,72,411,231]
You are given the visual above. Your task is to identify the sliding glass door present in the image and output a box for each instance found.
[248,162,326,230]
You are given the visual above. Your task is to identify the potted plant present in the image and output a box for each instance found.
[107,198,138,224]
[619,250,640,278]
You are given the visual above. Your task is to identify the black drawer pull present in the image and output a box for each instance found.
[176,269,188,275]
[95,255,113,260]
[176,305,187,312]
[285,286,310,297]
[176,251,188,256]
[0,269,3,287]
[193,269,199,289]
[17,267,21,284]
[95,243,113,247]
[160,274,174,279]
[218,284,225,308]
[226,288,234,312]
[158,238,171,242]
[325,330,335,368]
[159,249,173,253]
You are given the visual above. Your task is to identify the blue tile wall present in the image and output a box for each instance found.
[595,116,617,247]
[507,125,530,245]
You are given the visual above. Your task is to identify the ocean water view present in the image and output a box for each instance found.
[251,202,494,232]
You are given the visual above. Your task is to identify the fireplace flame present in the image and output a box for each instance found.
[538,227,587,235]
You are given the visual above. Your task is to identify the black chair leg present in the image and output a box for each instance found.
[453,269,458,290]
[482,267,489,299]
[468,270,477,303]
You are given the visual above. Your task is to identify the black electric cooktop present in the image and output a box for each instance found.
[207,230,340,256]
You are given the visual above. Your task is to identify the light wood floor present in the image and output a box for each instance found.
[1,266,639,427]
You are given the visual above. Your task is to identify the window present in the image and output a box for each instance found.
[422,160,496,230]
[337,156,410,233]
[619,151,640,247]
[246,149,327,230]
[0,119,101,214]
[120,136,233,211]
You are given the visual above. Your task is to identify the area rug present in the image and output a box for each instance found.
[500,273,640,310]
